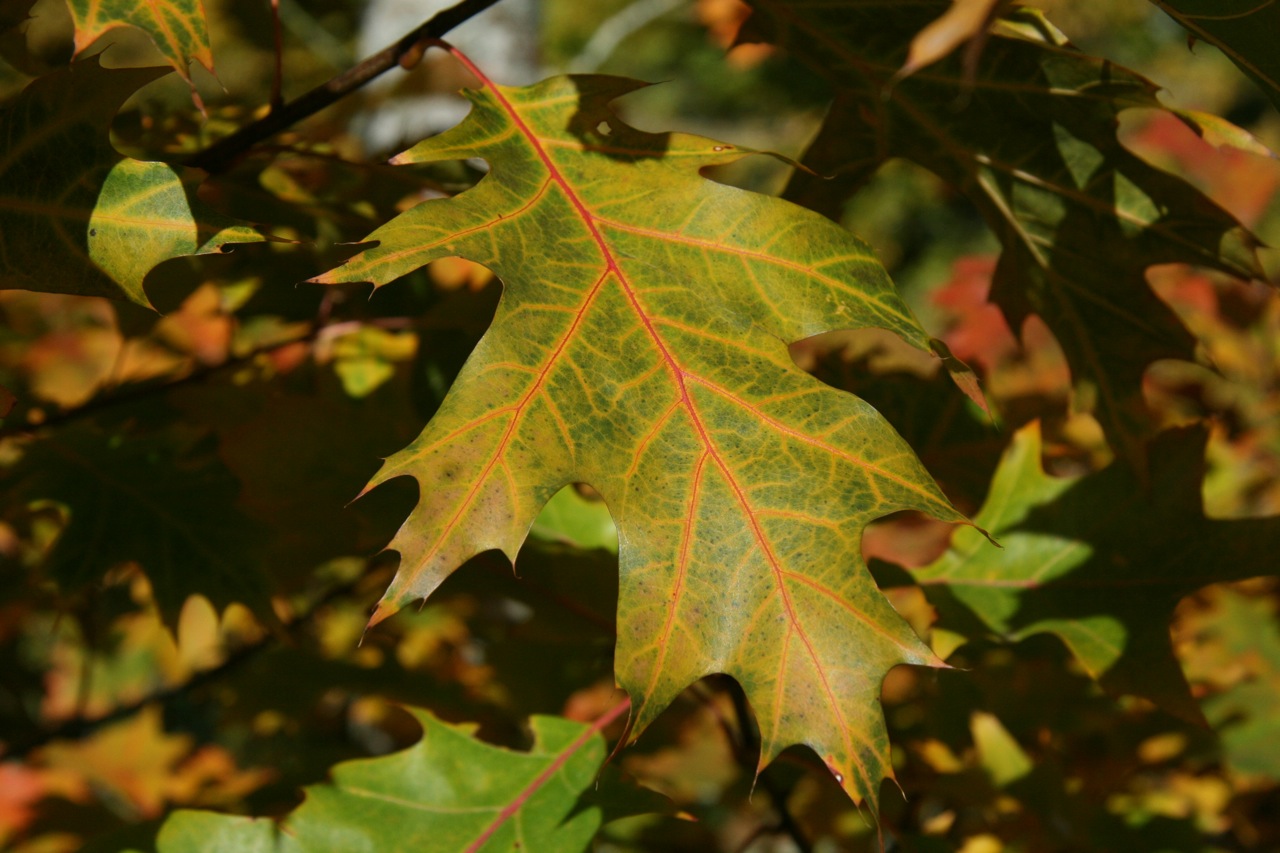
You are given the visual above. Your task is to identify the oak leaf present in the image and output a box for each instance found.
[2,412,271,628]
[1150,0,1280,112]
[156,706,654,853]
[66,0,214,85]
[316,60,969,806]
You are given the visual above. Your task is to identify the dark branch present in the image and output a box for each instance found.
[186,0,504,173]
[1,570,367,759]
[0,323,323,439]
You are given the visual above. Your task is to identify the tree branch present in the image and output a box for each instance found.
[1,569,365,759]
[186,0,504,173]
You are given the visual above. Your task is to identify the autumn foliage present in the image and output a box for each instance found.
[2,0,1280,850]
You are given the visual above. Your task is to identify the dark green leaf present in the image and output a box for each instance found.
[1151,0,1280,112]
[754,0,1262,463]
[910,422,1280,720]
[2,414,270,627]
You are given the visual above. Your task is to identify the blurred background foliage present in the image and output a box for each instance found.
[1,0,1279,850]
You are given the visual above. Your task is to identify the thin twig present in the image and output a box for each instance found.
[0,335,312,439]
[0,314,428,440]
[186,0,504,173]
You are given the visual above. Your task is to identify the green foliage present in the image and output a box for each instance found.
[157,706,652,853]
[2,0,1279,851]
[3,411,270,627]
[765,0,1262,464]
[902,421,1280,721]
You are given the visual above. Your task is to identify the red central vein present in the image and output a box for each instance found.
[462,698,631,853]
[444,45,870,790]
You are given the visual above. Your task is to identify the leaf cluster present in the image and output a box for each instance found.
[1,0,1279,850]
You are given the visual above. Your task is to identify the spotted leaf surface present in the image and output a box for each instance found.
[316,62,969,807]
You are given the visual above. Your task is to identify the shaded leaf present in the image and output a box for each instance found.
[0,0,31,30]
[0,58,262,308]
[909,422,1280,720]
[67,0,214,84]
[758,0,1262,464]
[157,705,653,853]
[168,368,423,590]
[316,63,969,807]
[1,414,271,628]
[1150,0,1280,112]
[0,0,35,64]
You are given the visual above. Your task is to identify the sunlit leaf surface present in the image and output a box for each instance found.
[158,706,643,853]
[67,0,214,82]
[317,60,969,805]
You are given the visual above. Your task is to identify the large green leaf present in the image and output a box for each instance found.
[67,0,214,83]
[1,413,270,628]
[754,0,1262,464]
[1149,0,1280,112]
[316,63,970,806]
[906,422,1280,720]
[156,705,651,852]
[0,58,262,308]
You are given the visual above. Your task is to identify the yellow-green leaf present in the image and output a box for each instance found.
[67,0,214,83]
[0,58,262,308]
[317,65,969,807]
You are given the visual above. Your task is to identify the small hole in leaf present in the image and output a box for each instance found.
[596,120,612,136]
[89,229,97,237]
